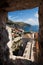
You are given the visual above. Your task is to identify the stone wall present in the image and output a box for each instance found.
[38,2,43,64]
[39,2,43,48]
[0,11,10,65]
[39,3,43,47]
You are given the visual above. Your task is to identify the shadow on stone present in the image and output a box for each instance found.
[13,59,38,65]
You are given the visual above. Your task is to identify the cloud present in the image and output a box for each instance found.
[8,15,19,21]
[8,15,39,25]
[24,12,39,25]
[34,12,39,18]
[8,11,39,25]
[8,16,12,19]
[24,18,39,25]
[13,19,23,22]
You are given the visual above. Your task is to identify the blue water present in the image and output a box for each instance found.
[23,25,39,32]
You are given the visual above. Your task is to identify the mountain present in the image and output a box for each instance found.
[6,20,39,32]
[6,20,31,29]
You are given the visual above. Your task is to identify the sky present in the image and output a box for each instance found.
[8,7,39,25]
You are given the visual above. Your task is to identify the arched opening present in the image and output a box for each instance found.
[6,7,40,61]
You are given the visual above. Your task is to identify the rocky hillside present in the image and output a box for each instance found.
[6,20,31,29]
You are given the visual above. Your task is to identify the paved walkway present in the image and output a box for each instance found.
[6,26,37,62]
[23,33,35,61]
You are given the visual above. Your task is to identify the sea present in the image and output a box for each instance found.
[23,25,39,32]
